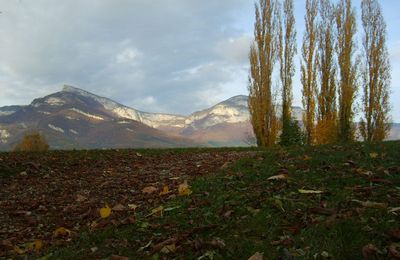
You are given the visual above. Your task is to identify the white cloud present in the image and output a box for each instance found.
[116,48,141,64]
[213,35,252,64]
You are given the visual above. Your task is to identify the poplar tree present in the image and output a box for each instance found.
[248,0,280,147]
[301,0,318,145]
[278,0,300,146]
[360,0,391,142]
[315,0,338,144]
[336,0,358,142]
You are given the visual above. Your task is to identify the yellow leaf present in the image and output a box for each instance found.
[142,186,157,194]
[34,239,44,251]
[14,245,25,255]
[160,243,176,254]
[298,189,323,194]
[159,185,170,196]
[267,174,288,180]
[100,204,112,218]
[53,227,72,237]
[147,206,164,217]
[303,155,312,161]
[178,181,192,196]
[369,152,379,158]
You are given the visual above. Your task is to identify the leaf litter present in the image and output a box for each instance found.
[0,149,256,257]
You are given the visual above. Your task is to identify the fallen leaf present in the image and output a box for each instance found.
[53,227,72,237]
[389,229,400,241]
[100,205,112,218]
[362,244,378,258]
[147,206,164,217]
[352,200,388,209]
[267,174,288,180]
[160,243,176,254]
[137,240,152,252]
[128,204,139,210]
[389,244,400,258]
[248,252,263,260]
[142,186,157,194]
[298,189,323,194]
[13,245,25,255]
[34,239,44,251]
[112,204,126,212]
[303,155,312,161]
[109,255,129,260]
[223,210,234,218]
[178,181,192,196]
[159,185,170,196]
[369,152,379,158]
[76,194,87,202]
[388,207,400,213]
[309,207,336,216]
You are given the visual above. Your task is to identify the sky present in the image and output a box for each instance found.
[0,0,399,121]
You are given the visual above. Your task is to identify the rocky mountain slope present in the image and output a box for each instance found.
[0,86,197,150]
[0,85,398,150]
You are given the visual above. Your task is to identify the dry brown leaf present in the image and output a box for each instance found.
[352,200,388,209]
[142,186,157,194]
[128,204,139,210]
[76,194,87,202]
[160,243,176,254]
[109,255,129,260]
[362,244,378,258]
[112,204,126,211]
[248,252,263,260]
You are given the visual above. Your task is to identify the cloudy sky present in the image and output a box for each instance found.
[0,0,399,121]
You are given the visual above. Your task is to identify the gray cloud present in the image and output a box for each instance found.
[0,0,253,114]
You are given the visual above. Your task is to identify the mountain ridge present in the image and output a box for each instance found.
[0,85,399,150]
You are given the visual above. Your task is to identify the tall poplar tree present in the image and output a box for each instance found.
[278,0,300,146]
[360,0,391,142]
[336,0,358,142]
[336,0,359,142]
[301,0,319,145]
[315,0,338,144]
[248,0,280,147]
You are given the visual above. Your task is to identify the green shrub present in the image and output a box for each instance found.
[279,119,304,146]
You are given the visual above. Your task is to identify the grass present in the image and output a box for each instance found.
[9,141,400,259]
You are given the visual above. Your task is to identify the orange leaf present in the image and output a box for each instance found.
[53,227,71,237]
[159,186,170,196]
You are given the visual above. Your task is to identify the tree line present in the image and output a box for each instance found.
[248,0,391,147]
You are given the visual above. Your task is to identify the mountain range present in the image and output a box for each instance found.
[0,85,398,150]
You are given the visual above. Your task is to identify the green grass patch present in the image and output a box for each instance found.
[42,141,400,259]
